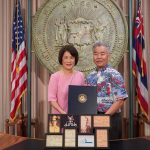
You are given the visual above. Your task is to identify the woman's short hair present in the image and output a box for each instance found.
[58,45,79,65]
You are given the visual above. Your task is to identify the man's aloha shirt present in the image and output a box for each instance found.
[86,65,128,112]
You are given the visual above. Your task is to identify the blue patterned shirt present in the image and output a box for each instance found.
[86,65,128,112]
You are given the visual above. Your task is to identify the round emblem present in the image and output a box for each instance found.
[78,94,87,103]
[33,0,128,74]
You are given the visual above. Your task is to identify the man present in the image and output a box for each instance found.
[86,41,128,140]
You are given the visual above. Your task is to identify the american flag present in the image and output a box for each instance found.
[10,0,27,121]
[132,1,149,118]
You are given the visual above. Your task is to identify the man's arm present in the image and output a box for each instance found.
[105,99,124,115]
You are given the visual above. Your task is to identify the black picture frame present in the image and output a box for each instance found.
[45,133,63,148]
[95,128,109,149]
[93,114,111,128]
[79,115,93,134]
[48,114,61,134]
[61,114,79,129]
[63,128,77,148]
[77,134,95,148]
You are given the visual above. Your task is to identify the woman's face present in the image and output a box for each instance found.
[51,120,57,126]
[62,51,75,71]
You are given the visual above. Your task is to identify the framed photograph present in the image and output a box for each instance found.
[79,115,93,134]
[78,134,95,148]
[95,128,109,148]
[64,128,77,148]
[61,114,79,128]
[45,134,63,148]
[48,114,61,133]
[93,115,110,128]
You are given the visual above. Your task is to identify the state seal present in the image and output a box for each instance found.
[32,0,128,74]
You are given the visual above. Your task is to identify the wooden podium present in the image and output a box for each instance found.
[5,114,38,137]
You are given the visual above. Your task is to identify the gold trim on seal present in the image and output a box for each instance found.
[78,94,87,103]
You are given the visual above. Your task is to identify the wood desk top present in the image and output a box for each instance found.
[1,132,150,150]
[0,133,27,149]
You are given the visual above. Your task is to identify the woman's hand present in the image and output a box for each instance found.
[61,110,67,114]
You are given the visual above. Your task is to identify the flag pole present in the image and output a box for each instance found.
[128,0,134,138]
[16,0,22,118]
[16,0,21,120]
[27,0,32,137]
[16,0,23,119]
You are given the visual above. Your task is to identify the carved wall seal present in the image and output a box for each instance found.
[32,0,128,74]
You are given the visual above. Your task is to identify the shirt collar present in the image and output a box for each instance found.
[96,64,110,72]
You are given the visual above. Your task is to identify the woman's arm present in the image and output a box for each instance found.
[48,73,66,114]
[50,101,66,114]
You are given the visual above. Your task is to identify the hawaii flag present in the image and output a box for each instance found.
[132,0,149,118]
[10,0,27,121]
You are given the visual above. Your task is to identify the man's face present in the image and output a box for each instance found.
[93,46,110,69]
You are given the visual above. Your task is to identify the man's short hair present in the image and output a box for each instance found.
[92,41,110,52]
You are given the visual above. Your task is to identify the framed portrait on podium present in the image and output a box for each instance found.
[45,133,63,148]
[79,115,93,134]
[77,134,95,148]
[95,128,109,148]
[64,128,77,148]
[93,115,110,128]
[48,114,61,133]
[61,115,79,129]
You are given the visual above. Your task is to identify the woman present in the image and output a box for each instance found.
[48,45,85,114]
[49,115,60,133]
